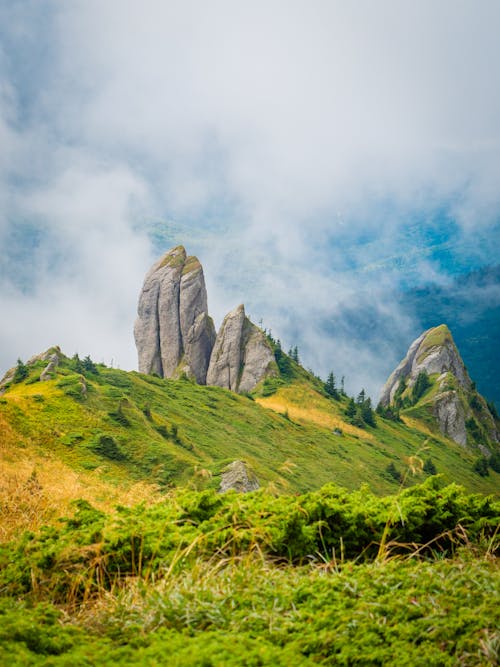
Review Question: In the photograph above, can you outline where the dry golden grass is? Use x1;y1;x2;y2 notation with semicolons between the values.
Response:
256;384;373;440
0;451;161;543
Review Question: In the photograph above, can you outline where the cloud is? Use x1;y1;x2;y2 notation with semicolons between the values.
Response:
1;1;499;397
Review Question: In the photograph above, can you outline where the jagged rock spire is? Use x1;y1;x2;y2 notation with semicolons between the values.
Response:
135;246;277;392
206;304;276;393
134;246;215;383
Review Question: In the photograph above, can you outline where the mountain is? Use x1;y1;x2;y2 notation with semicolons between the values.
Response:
1;340;499;504
379;324;499;450
400;265;500;409
2;256;500;666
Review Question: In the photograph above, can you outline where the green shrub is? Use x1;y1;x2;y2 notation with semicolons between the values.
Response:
488;452;500;473
91;435;126;461
385;462;402;483
411;370;431;403
423;458;437;475
108;403;131;427
473;456;489;477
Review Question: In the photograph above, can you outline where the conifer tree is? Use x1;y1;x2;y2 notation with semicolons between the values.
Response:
71;353;84;374
345;398;357;419
361;397;376;427
13;358;29;383
324;372;340;400
82;355;98;374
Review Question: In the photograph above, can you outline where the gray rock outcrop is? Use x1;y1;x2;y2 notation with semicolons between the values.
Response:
134;246;216;383
379;324;498;447
0;347;62;392
219;460;260;493
432;390;467;446
206;304;276;393
40;353;60;381
379;325;471;407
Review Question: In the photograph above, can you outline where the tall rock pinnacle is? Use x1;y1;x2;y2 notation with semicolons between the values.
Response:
206;304;276;393
134;246;215;383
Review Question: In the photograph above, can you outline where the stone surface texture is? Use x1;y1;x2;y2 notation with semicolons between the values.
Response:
219;460;260;493
432;390;467;446
206;304;275;393
134;246;215;383
40;353;60;381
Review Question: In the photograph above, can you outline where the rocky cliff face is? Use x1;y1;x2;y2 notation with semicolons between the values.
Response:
380;324;498;447
134;246;215;383
206;304;276;393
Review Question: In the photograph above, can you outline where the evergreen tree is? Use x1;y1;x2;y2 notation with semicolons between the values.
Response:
71;353;84;374
351;412;366;428
393;378;406;408
292;346;299;364
386;462;402;483
13;358;29;383
473;456;489;477
411;371;431;403
360;397;376;427
340;376;345;395
324;372;339;400
487;400;499;420
82;355;98;374
356;389;366;405
489;453;500;473
376;404;400;422
345;398;357;419
274;341;292;378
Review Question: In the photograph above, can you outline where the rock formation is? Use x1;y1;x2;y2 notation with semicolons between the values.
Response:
135;247;276;393
134;246;216;383
380;324;498;447
206;304;276;393
219;460;260;493
379;325;471;406
40;353;60;381
0;347;62;392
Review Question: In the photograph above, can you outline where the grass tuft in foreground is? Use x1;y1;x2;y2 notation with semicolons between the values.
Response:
0;478;498;665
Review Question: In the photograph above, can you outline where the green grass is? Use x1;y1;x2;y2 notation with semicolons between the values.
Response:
417;324;453;363
1;354;499;496
1;554;498;666
0;479;498;665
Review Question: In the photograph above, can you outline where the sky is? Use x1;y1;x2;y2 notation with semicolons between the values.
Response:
0;1;499;399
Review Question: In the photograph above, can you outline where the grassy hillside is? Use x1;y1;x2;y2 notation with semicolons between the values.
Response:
1;351;499;664
1;349;499;520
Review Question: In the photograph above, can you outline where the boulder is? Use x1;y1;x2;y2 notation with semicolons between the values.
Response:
219;460;260;493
